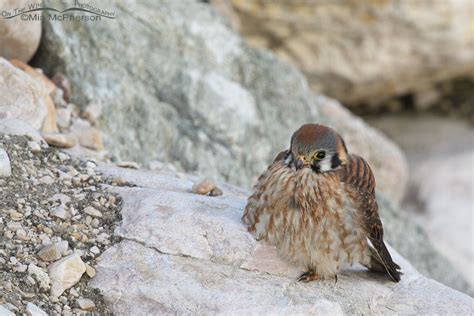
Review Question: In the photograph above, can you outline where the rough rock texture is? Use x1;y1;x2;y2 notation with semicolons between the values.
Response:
89;165;474;314
0;58;49;130
33;0;406;203
229;0;474;107
0;0;42;62
92;163;473;297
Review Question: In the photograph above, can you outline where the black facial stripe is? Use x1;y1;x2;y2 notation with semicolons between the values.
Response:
311;163;321;173
331;153;342;168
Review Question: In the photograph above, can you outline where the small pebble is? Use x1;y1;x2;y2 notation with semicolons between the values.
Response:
209;187;223;197
116;161;140;169
76;298;95;311
192;178;216;195
41;133;76;148
83;206;102;218
28;141;42;154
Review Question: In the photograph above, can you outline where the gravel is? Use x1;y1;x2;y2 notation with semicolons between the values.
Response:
0;134;123;315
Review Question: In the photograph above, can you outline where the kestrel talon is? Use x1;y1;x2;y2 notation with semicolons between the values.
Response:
243;123;401;282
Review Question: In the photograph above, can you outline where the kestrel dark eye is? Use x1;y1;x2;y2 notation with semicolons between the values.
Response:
316;151;326;159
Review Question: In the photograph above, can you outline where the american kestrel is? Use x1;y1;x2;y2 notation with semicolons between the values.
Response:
243;124;401;282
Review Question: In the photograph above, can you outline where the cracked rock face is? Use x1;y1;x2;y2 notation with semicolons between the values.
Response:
33;0;407;204
89;165;474;314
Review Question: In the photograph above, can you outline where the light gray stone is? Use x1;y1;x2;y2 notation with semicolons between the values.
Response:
90;166;474;314
83;206;102;218
0;119;44;142
25;302;47;316
0;148;11;177
0;305;14;316
27;264;50;292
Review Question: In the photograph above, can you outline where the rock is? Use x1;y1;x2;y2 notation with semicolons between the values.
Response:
0;119;44;142
27;141;41;154
85;265;96;278
38;243;62;262
70;118;104;151
40;96;59;133
55;108;72;129
56;240;69;256
76;298;95;311
51;204;69;220
0;0;42;62
0;58;50;130
25;302;47;316
9;60;56;95
48;193;71;205
90;246;100;255
192;178;216;195
83;206;102;218
116;161;140;169
41;133;76;148
411;150;474;287
80;102;102;124
39;176;54;185
77;128;104;151
0;148;12;177
27;264;51;292
97;164;473;296
48;253;86;297
229;0;474;107
0;305;14;316
34;0;407;201
209;187;223;197
7;59;57;131
89;167;474;314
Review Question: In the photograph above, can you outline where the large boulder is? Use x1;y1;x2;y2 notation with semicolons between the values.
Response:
33;0;406;202
228;0;474;108
94;163;473;296
0;0;42;62
89;164;474;314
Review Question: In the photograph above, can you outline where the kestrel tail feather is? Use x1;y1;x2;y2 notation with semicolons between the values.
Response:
368;239;402;282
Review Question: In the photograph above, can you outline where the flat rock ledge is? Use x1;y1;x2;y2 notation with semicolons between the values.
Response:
90;165;474;315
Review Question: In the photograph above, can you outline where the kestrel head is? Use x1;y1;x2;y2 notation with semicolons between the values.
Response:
289;124;348;172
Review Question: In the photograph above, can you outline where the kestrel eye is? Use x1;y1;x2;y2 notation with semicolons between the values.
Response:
316;151;326;159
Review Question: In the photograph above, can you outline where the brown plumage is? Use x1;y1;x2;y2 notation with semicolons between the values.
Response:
243;123;401;282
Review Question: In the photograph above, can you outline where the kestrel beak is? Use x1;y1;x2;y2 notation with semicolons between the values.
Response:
296;155;310;170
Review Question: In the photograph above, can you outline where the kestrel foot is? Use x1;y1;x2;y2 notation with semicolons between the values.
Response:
334;274;338;284
298;271;320;283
